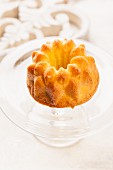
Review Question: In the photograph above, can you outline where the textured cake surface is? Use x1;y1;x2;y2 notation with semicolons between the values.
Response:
27;39;99;108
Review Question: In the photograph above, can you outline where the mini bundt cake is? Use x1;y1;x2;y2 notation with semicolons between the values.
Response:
27;39;99;108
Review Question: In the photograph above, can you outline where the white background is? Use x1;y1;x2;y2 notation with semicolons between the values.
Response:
0;0;113;169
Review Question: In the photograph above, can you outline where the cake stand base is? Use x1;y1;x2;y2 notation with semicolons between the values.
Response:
34;135;82;148
32;107;89;147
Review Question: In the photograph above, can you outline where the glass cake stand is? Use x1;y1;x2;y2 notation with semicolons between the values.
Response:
0;37;113;147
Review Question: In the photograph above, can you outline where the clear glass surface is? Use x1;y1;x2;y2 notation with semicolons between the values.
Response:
0;37;113;147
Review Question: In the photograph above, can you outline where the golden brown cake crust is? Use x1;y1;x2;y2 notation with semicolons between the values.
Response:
27;39;99;108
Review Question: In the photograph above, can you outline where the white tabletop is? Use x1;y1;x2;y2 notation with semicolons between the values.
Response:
0;0;113;170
